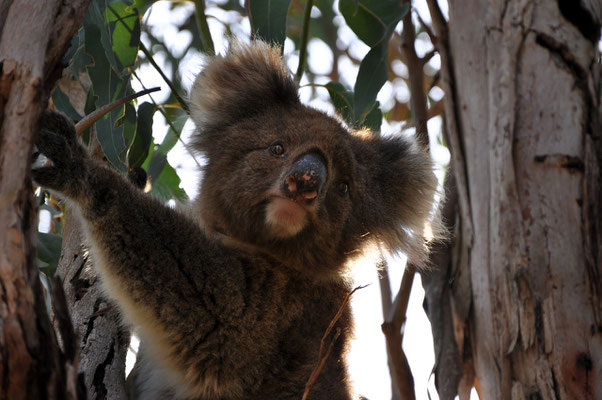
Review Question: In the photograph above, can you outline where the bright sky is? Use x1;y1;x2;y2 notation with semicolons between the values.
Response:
129;1;479;399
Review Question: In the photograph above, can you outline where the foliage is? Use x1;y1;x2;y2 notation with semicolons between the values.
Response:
38;0;443;282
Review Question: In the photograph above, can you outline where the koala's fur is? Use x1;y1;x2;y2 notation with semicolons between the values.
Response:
34;41;440;399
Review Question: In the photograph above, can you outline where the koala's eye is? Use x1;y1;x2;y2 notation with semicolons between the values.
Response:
337;182;349;196
269;143;285;156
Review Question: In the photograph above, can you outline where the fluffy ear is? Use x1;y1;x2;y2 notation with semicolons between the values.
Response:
351;134;442;268
189;40;299;146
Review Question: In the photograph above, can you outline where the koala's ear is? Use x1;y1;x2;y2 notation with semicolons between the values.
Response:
189;40;299;145
352;134;442;268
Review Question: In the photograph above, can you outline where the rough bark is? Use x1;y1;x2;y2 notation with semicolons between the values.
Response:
57;209;129;400
439;0;602;398
0;1;91;399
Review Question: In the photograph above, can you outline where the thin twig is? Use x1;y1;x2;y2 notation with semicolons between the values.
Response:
377;252;401;400
106;4;190;114
420;49;437;66
389;266;415;328
414;11;436;47
400;1;429;149
74;87;160;135
138;41;190;114
302;285;367;400
296;0;315;82
382;265;417;400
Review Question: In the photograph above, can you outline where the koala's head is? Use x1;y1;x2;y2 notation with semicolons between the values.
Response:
189;41;440;278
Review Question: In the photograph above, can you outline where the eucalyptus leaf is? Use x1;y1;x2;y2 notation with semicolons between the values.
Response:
145;108;187;183
362;101;383;132
249;0;293;47
120;103;138;162
157;108;187;155
130;0;157;15
87;1;140;77
105;1;140;70
65;28;90;79
325;82;354;125
52;86;83;122
339;0;409;47
353;42;388;121
128;102;155;168
85;9;131;171
150;161;188;202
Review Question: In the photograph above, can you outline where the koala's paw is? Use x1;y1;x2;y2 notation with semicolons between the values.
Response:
32;111;90;199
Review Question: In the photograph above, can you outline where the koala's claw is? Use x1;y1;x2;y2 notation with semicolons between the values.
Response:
35;129;75;168
32;111;89;197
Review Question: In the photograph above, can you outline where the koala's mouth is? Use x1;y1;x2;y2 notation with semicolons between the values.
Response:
264;196;309;238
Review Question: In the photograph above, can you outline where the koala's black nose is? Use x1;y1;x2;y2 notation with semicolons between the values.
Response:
282;152;327;202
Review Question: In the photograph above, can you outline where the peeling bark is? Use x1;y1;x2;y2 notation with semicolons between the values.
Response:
440;0;602;398
0;1;91;399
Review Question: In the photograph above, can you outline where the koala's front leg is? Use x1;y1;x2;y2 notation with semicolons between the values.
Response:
32;111;92;200
33;111;284;397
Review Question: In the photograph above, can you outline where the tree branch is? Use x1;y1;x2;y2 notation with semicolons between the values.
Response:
381;266;416;400
302;285;367;400
75;87;160;135
401;2;429;149
377;254;400;400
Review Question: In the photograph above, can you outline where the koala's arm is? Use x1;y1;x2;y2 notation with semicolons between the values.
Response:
33;111;290;396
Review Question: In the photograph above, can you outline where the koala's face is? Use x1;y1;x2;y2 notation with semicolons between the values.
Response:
189;41;439;276
199;104;359;245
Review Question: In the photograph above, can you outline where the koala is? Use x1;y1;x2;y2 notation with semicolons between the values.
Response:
33;41;439;399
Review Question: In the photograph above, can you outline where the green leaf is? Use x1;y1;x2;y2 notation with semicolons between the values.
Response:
85;8;131;172
353;42;388;121
130;0;156;15
86;1;140;77
249;0;293;47
120;102;138;162
157;108;187;154
52;86;83;122
141;132;188;202
37;232;63;277
127;102;155;168
325;82;354;125
65;28;90;79
105;2;140;70
338;1;408;124
326;82;383;130
362;101;383;132
339;0;409;47
145;108;187;183
150;161;188;202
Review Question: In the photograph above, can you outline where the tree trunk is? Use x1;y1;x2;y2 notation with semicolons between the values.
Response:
439;0;601;398
0;1;90;398
57;208;130;400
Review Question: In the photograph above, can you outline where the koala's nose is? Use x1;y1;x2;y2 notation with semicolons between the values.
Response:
282;152;327;202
